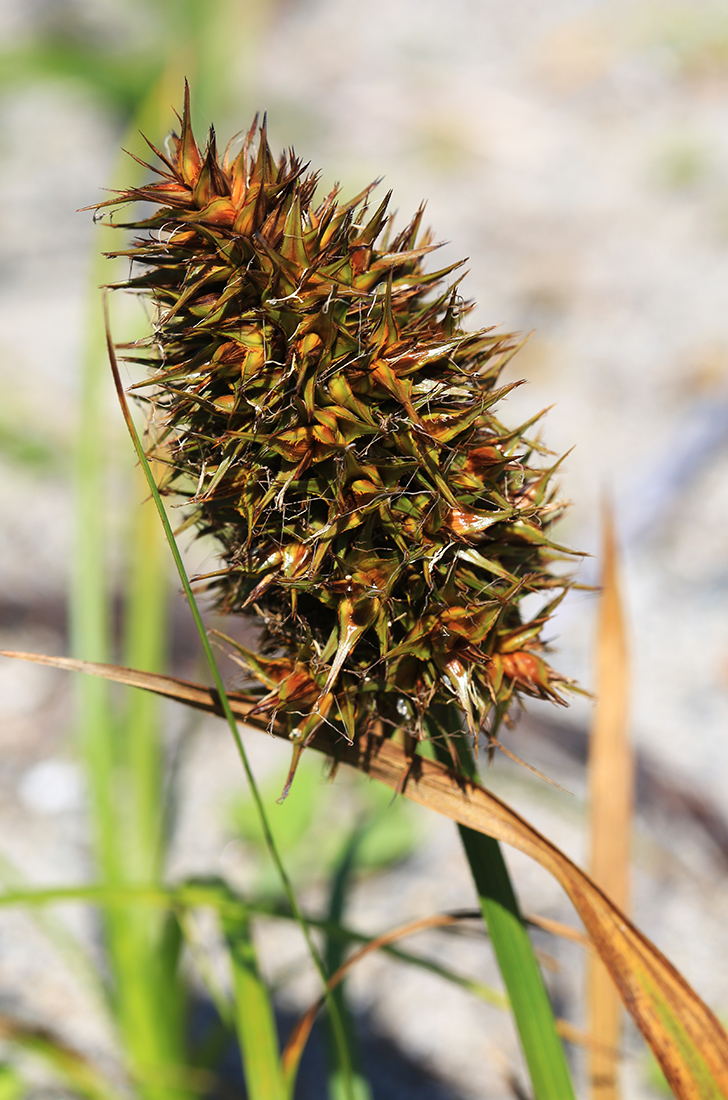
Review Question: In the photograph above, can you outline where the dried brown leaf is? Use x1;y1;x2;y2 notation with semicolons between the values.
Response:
588;502;633;1100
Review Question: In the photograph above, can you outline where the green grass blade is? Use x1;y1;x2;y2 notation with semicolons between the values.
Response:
71;255;118;882
220;895;286;1100
323;831;372;1100
177;907;235;1033
73;76;200;1100
70;110;155;1096
0;852;110;1013
117;469;194;1100
122;473;168;881
0;880;504;1009
430;714;576;1100
459;827;576;1098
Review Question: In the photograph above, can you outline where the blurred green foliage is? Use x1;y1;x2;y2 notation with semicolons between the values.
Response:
0;0;276;139
0;1065;22;1100
230;754;421;893
0;0;205;117
0;417;60;470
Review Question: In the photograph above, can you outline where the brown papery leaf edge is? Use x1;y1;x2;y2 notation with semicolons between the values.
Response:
2;649;727;1100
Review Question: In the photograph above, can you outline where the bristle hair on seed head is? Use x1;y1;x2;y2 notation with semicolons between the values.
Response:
97;88;578;779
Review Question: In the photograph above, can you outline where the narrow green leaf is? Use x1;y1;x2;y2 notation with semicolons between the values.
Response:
74;73;202;1100
431;712;576;1100
323;831;372;1100
220;896;286;1100
122;473;168;883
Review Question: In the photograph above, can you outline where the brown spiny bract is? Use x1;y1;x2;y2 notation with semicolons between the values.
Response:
99;86;576;771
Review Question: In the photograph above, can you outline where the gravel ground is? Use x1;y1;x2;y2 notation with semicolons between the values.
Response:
2;1;728;1097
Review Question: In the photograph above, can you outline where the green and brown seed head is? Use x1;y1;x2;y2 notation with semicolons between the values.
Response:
99;85;576;758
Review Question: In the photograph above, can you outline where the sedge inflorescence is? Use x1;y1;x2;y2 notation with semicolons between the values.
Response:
99;86;575;767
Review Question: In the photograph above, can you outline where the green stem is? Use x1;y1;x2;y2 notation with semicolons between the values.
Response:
430;710;576;1100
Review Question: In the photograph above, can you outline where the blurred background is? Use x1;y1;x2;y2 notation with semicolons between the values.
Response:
2;0;728;1097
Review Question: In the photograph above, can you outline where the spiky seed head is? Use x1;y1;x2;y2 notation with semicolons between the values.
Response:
98;85;577;772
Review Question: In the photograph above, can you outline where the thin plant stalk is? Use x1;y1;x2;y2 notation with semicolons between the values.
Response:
105;303;356;1100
